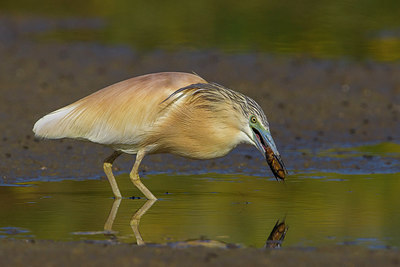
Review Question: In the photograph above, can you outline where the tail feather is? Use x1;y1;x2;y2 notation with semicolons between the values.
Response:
33;105;79;139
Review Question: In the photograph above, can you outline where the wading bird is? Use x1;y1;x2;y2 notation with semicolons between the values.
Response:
33;72;287;200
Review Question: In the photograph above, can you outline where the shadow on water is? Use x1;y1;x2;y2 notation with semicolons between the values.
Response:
0;167;399;249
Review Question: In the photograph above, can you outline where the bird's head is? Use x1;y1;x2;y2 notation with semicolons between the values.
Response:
162;82;287;179
238;98;287;180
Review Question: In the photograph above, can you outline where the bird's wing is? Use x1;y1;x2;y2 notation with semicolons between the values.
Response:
33;72;206;145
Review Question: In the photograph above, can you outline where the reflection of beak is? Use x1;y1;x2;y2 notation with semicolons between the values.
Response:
265;219;288;248
252;126;287;180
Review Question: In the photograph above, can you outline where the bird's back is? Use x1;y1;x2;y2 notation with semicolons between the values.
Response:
33;72;207;146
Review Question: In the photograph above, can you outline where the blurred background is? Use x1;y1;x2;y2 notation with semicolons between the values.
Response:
1;0;400;61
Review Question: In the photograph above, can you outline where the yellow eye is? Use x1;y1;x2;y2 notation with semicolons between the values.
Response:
250;116;257;124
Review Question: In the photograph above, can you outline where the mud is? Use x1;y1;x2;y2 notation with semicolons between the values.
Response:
1;240;399;267
1;15;399;183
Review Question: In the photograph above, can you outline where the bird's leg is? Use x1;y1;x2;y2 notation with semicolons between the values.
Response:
129;150;157;200
103;151;123;198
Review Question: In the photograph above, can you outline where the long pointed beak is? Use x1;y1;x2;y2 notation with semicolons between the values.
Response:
252;127;287;180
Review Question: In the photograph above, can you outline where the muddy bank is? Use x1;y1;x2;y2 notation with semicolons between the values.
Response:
0;240;398;267
0;15;399;182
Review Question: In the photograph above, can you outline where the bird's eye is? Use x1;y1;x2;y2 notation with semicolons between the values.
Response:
250;116;257;124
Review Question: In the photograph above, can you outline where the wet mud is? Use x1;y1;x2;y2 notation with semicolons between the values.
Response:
1;15;400;265
1;15;399;183
1;240;400;267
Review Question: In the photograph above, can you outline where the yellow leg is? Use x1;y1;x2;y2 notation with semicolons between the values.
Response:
129;150;157;200
103;151;123;198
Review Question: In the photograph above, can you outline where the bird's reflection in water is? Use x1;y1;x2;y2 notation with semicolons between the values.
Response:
265;219;289;248
104;199;156;246
103;199;121;243
104;199;288;248
129;199;157;245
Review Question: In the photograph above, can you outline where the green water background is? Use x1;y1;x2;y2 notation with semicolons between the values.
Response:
1;0;400;61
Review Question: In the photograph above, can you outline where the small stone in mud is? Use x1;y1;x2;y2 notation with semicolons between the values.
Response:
22;145;29;150
363;155;374;160
244;155;252;159
204;252;218;262
349;128;356;134
5;153;11;158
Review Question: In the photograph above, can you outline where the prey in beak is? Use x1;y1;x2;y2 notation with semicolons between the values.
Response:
251;123;287;180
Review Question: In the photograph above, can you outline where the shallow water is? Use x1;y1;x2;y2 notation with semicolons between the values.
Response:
1;143;399;248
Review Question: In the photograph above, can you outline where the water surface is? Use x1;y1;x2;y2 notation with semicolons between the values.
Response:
1;165;399;248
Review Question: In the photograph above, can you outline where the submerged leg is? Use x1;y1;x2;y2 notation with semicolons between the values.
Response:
103;151;123;198
129;150;157;200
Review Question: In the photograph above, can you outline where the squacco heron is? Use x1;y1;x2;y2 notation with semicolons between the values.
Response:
33;72;287;200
